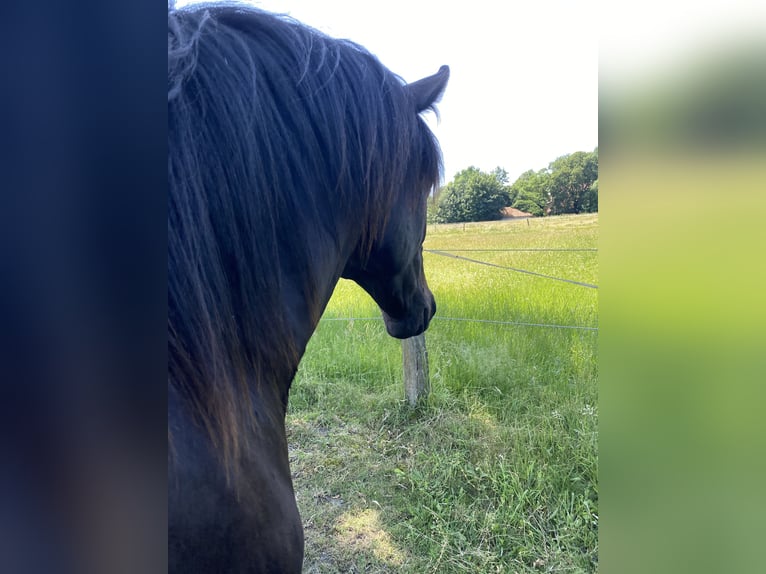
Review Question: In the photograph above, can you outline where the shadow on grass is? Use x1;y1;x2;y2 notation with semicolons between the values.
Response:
288;371;597;572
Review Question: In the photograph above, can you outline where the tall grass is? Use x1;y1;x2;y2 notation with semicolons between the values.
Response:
287;213;598;573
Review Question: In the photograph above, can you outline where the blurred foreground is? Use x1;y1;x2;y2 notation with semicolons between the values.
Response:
601;18;766;574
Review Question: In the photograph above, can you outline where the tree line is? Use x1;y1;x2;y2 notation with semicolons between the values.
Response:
429;147;598;223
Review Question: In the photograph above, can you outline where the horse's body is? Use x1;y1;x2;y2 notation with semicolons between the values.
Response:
168;4;448;572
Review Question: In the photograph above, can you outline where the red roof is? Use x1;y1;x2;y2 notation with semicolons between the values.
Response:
501;207;533;218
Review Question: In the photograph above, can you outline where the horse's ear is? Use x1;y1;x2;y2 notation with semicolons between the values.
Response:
407;65;450;113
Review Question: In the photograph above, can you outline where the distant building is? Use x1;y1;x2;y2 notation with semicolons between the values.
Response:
501;207;533;219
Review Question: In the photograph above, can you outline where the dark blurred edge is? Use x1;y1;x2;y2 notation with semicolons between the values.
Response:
600;35;766;574
0;1;166;573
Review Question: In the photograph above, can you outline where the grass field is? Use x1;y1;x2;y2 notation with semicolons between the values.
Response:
287;213;598;573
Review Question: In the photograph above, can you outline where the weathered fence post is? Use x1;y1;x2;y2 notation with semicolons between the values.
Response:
402;333;430;405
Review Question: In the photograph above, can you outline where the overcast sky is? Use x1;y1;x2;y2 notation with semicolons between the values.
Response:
175;0;599;183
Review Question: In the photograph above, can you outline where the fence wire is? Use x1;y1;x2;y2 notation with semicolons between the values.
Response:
422;248;597;252
320;316;598;332
322;245;598;332
424;249;599;289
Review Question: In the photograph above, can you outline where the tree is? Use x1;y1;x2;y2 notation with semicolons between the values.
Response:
491;166;510;185
433;167;510;223
546;149;598;215
509;169;550;216
583;179;598;212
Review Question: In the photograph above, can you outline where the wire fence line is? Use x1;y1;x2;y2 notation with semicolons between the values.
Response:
422;248;597;252
423;249;599;289
322;245;598;333
320;316;598;332
433;317;598;331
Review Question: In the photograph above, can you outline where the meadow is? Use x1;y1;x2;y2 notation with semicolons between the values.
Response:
287;213;598;573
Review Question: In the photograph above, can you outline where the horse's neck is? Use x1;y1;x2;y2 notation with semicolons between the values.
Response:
275;230;352;361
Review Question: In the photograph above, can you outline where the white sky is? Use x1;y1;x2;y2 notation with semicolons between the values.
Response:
176;0;599;184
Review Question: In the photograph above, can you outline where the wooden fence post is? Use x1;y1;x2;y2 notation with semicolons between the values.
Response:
402;333;430;405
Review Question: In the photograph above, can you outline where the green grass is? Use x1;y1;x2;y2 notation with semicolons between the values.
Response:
287;213;598;573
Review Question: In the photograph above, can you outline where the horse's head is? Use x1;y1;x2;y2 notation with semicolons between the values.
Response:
342;66;449;339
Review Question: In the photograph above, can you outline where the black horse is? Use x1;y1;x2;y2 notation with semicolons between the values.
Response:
168;4;448;572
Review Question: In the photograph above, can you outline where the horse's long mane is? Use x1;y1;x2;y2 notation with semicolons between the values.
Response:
168;3;442;474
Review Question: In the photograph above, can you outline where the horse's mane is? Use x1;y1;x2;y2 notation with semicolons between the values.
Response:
168;3;442;475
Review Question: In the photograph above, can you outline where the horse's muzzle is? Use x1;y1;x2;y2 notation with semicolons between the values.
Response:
381;292;436;339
